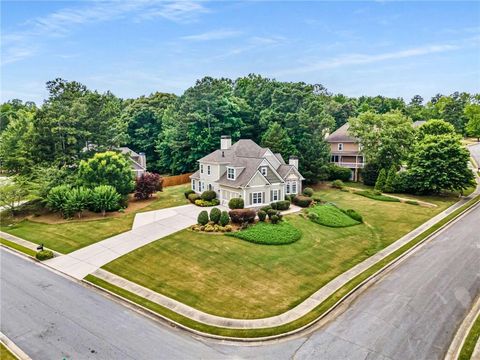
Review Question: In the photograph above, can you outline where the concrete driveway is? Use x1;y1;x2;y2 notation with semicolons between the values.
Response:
45;204;226;279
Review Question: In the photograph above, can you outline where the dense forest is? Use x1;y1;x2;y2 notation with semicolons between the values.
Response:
1;75;479;186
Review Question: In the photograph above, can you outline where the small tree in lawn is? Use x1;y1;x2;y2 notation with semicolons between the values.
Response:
65;187;92;219
0;181;30;215
219;211;229;226
383;165;397;193
134;172;163;200
91;185;121;216
78;151;134;195
375;168;387;192
46;185;71;217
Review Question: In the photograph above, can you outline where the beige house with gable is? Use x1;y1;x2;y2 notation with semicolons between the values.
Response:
190;136;304;207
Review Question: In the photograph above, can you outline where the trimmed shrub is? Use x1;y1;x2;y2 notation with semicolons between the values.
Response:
219;211;230;226
342;208;363;223
307;204;360;227
194;199;220;207
228;209;256;224
267;209;278;219
197;210;209;225
184;189;195;199
383;165;397;193
46;185;71;216
375;168;387;191
270;214;280;224
327;164;352;182
134;172;163;200
331;180;344;189
293;195;313;208
257;210;267;222
308;212;319;221
285;194;295;202
64;187;92;219
36;250;54;261
90;185;122;216
312;196;322;203
270;202;278;210
355;190;401;202
209;207;221;224
260;205;272;212
201;190;217;201
393;171;412;193
274;200;290;211
228;197;244;210
302;187;314;197
188;193;200;203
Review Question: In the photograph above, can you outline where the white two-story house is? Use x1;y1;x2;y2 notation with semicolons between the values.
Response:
189;136;304;207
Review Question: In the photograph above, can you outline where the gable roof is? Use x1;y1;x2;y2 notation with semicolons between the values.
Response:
326;123;358;143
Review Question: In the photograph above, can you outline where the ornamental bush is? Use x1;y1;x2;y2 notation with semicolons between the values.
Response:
331;180;344;189
36;250;54;261
362;162;381;186
228;197;244;209
260;205;272;212
209;207;221;224
197;210;209;225
46;185;71;216
228;209;256;224
274;200;291;211
342;208;363;223
188;193;200;203
134;172;163;200
194;199;220;207
64;187;92;219
90;185;121;216
270;214;280;224
383;165;397;193
327;164;353;182
285;194;295;202
375;168;387;191
219;211;230;226
184;190;195;199
257;210;267;222
201;190;217;201
302;187;314;197
293;195;314;208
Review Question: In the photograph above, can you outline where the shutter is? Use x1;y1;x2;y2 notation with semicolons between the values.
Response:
262;192;265;204
270;190;273;202
249;193;252;205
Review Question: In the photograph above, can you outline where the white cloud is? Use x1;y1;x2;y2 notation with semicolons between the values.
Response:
1;1;209;65
181;29;242;41
274;43;459;77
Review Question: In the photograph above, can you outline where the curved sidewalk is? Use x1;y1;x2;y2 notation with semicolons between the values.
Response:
89;187;480;330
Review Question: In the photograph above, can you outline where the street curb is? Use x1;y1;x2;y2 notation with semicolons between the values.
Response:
0;332;32;360
444;294;480;360
82;198;480;343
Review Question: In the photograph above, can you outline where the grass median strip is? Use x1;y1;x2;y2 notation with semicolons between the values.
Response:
458;313;480;360
86;194;480;339
0;237;36;257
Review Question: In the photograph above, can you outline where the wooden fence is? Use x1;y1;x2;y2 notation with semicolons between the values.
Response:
162;173;193;187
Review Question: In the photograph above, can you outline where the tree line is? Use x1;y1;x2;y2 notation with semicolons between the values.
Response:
1;75;479;187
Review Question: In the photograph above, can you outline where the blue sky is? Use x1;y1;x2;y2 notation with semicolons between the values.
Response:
2;1;479;104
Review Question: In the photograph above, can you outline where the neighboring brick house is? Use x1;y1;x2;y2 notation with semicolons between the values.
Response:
189;136;304;207
325;123;364;181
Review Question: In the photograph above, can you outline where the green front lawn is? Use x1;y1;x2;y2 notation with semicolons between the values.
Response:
228;221;301;245
102;188;455;319
0;184;190;254
0;344;16;360
459;314;480;360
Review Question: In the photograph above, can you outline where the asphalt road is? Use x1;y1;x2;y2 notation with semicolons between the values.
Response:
1;204;479;360
470;143;480;169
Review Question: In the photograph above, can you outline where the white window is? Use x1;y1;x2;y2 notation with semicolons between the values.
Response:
260;167;267;176
192;180;196;191
286;183;290;194
207;165;211;175
227;167;235;180
271;189;279;201
200;164;204;174
286;181;297;194
252;192;263;205
338;143;344;151
292;182;297;194
331;155;339;163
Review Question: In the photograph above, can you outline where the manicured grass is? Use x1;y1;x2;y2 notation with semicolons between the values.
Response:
227;221;301;245
0;184;189;254
405;200;419;205
0;344;16;360
459;313;480;360
102;187;455;319
307;204;360;227
90;195;480;338
0;237;36;257
354;190;401;202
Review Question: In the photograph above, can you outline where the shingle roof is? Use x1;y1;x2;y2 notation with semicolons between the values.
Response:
198;139;267;163
274;153;286;164
326;123;358;143
216;158;264;188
